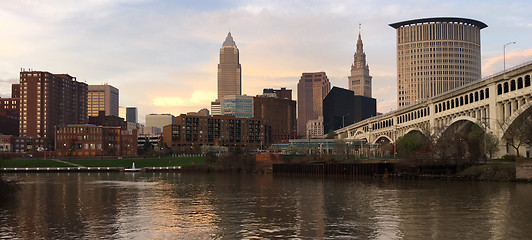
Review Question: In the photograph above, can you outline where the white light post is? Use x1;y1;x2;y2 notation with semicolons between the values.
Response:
504;41;516;73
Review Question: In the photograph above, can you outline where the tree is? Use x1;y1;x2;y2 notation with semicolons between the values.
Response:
325;130;336;139
396;132;428;159
484;131;500;160
504;114;532;157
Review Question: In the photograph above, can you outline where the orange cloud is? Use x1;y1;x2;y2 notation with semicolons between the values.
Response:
483;48;532;76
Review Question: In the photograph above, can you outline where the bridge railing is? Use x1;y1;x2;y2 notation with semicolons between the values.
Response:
431;59;532;99
482;58;532;80
336;59;532;134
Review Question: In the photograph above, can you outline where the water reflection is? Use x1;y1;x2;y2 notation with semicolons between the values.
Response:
1;173;532;239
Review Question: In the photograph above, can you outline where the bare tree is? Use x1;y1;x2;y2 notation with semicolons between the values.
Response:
503;114;532;157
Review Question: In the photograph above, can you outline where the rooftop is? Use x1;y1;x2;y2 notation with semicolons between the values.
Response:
389;17;487;29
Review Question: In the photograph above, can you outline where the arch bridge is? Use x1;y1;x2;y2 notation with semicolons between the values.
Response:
336;60;532;158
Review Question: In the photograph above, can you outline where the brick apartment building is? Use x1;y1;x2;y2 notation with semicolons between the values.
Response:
55;125;137;157
0;84;20;136
254;91;296;144
163;114;269;154
19;71;88;151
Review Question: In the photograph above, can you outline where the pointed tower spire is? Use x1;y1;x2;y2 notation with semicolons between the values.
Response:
348;23;372;98
358;23;361;39
222;32;237;47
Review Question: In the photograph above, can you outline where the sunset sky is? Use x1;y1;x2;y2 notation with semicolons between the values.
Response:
1;0;531;124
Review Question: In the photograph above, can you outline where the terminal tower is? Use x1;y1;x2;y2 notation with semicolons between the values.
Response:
348;31;372;98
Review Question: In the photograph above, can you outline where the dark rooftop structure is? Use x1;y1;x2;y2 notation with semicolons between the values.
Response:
389;17;487;29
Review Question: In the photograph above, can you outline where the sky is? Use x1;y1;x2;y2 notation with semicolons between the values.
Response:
1;0;532;124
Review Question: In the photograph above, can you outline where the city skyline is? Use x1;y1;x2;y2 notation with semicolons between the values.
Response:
1;0;532;123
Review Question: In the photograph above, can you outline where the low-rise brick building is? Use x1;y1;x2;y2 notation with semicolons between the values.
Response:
55;125;137;157
163;114;269;154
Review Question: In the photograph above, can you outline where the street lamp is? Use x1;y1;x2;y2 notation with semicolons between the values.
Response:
342;114;350;128
504;41;516;73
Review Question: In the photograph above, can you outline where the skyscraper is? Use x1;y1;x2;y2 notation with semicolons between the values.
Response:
390;17;487;108
348;32;372;97
126;107;138;124
322;87;376;134
297;72;331;136
19;70;87;150
217;32;242;100
88;84;119;117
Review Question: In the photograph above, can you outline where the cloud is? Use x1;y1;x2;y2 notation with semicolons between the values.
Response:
152;90;216;107
2;0;532;121
482;48;532;76
152;97;186;107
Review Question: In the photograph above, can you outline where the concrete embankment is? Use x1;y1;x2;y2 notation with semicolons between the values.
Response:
1;167;123;172
271;161;520;181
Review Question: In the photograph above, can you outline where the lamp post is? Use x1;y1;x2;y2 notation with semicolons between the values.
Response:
504;41;516;73
342;114;350;128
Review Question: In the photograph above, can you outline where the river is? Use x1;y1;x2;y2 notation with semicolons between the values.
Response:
1;172;531;239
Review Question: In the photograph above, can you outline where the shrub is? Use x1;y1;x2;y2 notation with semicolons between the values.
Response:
502;155;516;162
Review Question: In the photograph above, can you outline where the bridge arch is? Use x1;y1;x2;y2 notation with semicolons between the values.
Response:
404;127;424;137
437;118;486;162
501;101;532;136
374;135;392;144
443;116;479;131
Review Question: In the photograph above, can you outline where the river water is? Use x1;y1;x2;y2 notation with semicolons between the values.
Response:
1;172;531;239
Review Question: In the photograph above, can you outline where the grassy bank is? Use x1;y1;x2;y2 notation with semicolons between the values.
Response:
0;159;72;168
66;156;204;168
456;161;516;181
0;156;204;169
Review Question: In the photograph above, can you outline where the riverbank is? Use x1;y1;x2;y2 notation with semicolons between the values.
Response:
455;162;516;181
0;156;204;169
0;155;526;182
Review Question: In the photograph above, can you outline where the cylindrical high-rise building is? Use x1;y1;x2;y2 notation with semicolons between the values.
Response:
390;17;487;108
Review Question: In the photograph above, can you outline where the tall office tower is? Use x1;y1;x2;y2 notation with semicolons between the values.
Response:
19;71;88;149
88;84;119;117
146;113;175;131
126;107;138;124
348;32;372;97
390;17;487;108
297;72;331;136
217;32;242;100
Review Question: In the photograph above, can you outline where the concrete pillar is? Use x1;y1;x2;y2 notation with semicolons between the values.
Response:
497;103;504;122
512;99;519;114
506;101;512;120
